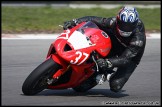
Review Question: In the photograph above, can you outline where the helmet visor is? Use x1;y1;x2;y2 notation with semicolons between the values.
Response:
117;19;137;32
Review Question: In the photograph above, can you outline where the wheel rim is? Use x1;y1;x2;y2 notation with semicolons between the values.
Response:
31;68;54;93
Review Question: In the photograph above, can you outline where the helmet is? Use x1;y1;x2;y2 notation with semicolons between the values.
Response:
116;7;139;37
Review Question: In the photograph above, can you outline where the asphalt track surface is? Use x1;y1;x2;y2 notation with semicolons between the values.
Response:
1;39;161;106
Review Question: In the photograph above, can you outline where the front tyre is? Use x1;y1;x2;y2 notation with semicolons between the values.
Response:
22;58;61;95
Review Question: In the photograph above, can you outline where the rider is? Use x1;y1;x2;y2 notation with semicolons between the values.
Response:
63;6;146;92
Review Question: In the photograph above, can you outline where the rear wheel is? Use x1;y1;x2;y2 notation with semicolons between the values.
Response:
22;58;61;95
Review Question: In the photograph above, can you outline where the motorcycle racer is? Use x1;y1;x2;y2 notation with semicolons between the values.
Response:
63;6;146;92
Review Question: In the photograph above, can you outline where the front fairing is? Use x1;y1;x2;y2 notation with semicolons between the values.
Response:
54;21;112;65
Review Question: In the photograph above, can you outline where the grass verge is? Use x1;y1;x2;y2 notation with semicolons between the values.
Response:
2;6;160;33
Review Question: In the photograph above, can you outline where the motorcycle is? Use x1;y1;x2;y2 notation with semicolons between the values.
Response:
22;21;112;95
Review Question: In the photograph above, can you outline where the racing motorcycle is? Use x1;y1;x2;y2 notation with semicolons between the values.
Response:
22;21;112;95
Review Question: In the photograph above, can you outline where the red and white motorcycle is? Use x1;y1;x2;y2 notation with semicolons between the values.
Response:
22;21;112;95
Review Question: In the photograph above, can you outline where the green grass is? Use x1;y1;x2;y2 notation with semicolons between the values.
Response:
2;6;161;33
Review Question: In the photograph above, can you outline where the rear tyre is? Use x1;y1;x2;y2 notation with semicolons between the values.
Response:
22;58;61;95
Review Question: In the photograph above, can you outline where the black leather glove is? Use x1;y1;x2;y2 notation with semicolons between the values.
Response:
63;20;76;30
96;58;113;73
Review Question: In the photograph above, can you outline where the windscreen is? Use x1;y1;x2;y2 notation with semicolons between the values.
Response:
67;21;97;50
78;21;99;31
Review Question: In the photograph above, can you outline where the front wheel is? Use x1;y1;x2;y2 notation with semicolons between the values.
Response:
22;58;61;95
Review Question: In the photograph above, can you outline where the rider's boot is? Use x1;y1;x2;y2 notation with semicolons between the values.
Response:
96;74;106;85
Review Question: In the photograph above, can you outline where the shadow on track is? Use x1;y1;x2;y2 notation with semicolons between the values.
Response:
32;88;129;98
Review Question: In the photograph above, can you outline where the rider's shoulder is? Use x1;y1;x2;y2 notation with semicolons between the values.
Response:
134;19;145;34
137;19;144;26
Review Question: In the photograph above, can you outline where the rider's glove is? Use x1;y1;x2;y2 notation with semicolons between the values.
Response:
63;19;78;30
96;58;113;73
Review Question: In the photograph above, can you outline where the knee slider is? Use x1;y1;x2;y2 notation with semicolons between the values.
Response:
110;80;122;92
109;78;127;92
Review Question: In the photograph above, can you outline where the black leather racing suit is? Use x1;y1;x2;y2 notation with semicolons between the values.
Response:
73;16;146;92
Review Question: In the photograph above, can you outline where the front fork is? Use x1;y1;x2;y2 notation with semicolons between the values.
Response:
46;54;69;85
